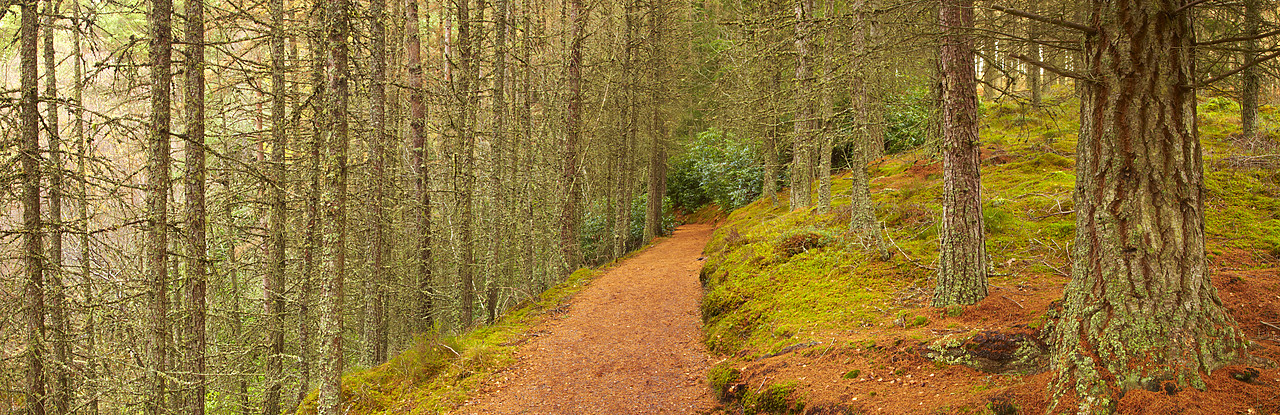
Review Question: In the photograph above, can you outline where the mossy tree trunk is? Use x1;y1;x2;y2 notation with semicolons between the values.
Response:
1049;1;1246;412
789;0;815;211
849;0;890;260
184;0;208;412
933;0;988;307
1241;0;1262;140
318;0;351;412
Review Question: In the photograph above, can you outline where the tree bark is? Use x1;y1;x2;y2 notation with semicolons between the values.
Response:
1049;1;1246;411
146;0;174;411
318;0;351;412
933;0;988;307
41;0;70;411
456;0;478;329
1025;13;1042;107
562;0;585;272
362;0;390;367
615;0;639;258
849;0;890;260
1242;0;1262;140
262;0;287;410
295;0;327;407
20;0;47;413
644;0;668;243
184;0;208;413
790;0;815;211
406;0;434;334
71;0;97;412
489;0;511;324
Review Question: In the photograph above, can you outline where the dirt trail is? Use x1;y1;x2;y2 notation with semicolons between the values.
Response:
458;225;718;414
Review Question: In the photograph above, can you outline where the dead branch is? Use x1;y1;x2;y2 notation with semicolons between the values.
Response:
1193;50;1280;88
990;5;1096;35
1009;53;1089;81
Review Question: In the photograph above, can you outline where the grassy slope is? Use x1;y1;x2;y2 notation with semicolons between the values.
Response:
295;264;613;415
700;93;1280;414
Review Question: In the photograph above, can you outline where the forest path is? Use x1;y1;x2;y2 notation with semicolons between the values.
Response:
456;224;718;414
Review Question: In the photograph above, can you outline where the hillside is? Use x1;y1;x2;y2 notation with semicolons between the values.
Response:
698;97;1280;414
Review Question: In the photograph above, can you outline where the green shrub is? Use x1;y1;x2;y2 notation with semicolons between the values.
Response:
668;128;763;212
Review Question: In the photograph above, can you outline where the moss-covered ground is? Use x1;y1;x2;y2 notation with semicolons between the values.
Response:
294;264;612;415
701;92;1280;414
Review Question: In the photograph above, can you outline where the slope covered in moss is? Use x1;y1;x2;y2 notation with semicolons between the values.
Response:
699;95;1280;414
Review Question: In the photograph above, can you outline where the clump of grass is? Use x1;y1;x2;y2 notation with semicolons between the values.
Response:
295;269;601;415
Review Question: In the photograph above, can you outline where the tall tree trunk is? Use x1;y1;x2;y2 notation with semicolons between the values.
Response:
644;0;668;243
615;0;639;258
295;0;327;407
406;0;434;334
71;0;97;412
1242;0;1262;140
41;1;70;412
932;0;987;307
789;0;815;211
815;2;834;215
849;0;890;260
262;0;287;410
520;0;539;292
1049;1;1246;411
20;0;47;413
362;0;390;367
456;0;478;329
146;0;174;411
184;0;208;413
318;0;351;412
562;0;585;273
1025;16;1041;107
488;0;511;324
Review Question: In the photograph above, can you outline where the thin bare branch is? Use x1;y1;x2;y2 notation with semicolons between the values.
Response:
1009;53;1090;81
990;5;1096;35
1193;50;1280;88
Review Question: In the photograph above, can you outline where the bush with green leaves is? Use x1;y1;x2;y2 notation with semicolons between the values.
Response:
883;86;933;154
669;128;763;212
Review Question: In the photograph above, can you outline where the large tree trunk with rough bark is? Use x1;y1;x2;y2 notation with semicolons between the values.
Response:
1048;1;1246;412
932;0;988;307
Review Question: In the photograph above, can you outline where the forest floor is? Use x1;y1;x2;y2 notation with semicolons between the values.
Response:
696;97;1280;414
455;224;720;414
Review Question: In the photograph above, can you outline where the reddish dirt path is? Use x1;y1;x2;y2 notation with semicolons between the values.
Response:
458;225;718;414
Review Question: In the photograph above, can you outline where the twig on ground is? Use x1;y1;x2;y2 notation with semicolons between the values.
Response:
1040;260;1070;278
1002;295;1025;309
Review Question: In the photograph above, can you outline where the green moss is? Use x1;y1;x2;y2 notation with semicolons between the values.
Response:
843;369;861;379
743;381;805;414
709;361;743;400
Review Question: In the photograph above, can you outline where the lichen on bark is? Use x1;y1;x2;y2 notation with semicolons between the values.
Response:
1048;0;1247;412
